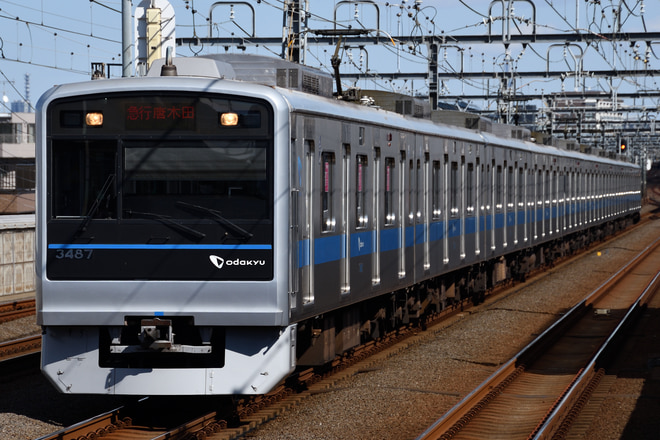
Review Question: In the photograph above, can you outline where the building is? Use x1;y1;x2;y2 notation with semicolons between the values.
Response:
0;112;35;214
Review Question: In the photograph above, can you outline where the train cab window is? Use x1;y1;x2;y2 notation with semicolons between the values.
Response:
321;152;335;232
432;160;441;220
52;140;117;219
385;157;396;226
356;155;368;229
450;161;458;217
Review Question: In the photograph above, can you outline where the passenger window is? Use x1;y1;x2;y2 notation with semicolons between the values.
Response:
496;165;503;210
518;168;524;209
508;166;514;210
321;152;335;232
385;157;396;226
356;155;368;229
432;160;441;220
466;162;474;215
450;161;458;217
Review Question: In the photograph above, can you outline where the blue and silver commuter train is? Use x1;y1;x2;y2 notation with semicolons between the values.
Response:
35;54;641;395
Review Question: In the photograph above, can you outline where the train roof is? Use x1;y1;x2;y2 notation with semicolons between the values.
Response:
276;86;637;170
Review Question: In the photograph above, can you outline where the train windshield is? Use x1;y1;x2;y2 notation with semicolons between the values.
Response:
48;93;273;226
52;139;269;221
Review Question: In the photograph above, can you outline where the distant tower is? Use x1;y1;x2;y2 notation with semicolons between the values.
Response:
9;74;32;113
24;73;31;111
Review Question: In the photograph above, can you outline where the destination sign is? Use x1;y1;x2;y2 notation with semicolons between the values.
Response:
125;103;196;130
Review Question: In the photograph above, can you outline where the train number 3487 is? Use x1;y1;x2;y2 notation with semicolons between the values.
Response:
55;249;94;260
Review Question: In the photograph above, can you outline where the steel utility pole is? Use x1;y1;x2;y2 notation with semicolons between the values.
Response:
123;0;134;77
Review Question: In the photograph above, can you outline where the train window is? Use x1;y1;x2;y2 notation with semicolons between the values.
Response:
466;163;474;215
122;140;269;220
416;158;424;223
385;157;395;226
321;152;335;232
537;169;543;208
356;155;368;229
507;166;514;210
450;161;458;217
517;167;524;209
409;159;415;224
52;140;117;218
496;165;503;210
359;127;365;145
432;160;441;219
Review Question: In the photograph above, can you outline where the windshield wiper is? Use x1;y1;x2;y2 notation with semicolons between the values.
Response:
175;201;253;241
76;174;116;236
125;210;206;241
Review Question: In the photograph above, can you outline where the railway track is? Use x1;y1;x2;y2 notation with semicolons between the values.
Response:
0;298;35;323
417;236;660;440
0;334;40;361
35;397;234;440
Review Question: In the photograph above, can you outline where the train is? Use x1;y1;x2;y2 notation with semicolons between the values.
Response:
35;53;641;395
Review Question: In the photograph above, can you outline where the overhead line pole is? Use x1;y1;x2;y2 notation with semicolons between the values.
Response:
122;0;134;77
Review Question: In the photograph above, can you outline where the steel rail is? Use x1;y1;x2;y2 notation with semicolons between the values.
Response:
416;236;660;440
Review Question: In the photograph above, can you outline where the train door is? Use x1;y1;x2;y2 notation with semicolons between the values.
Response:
431;155;442;271
399;151;407;279
510;161;520;249
551;169;557;235
478;147;488;258
423;152;430;271
414;135;430;281
448;153;460;267
460;155;466;261
444;152;450;263
486;160;494;254
570;168;576;229
302;140;315;306
465;156;477;261
592;170;597;223
372;147;381;286
533;166;539;241
473;155;481;259
505;161;512;249
341;143;350;294
382;155;398;286
353;150;372;295
494;159;503;252
559;167;567;233
521;163;528;245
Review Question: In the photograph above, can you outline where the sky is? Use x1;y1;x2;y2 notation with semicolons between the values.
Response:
0;0;658;115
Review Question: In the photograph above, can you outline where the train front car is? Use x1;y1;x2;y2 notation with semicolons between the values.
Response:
35;74;295;395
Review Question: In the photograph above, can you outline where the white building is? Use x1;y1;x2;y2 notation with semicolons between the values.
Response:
0;112;35;213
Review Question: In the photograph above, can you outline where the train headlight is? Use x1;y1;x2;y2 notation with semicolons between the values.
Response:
220;112;239;126
85;112;104;126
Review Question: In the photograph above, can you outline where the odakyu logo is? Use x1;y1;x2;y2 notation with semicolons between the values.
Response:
209;255;266;269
